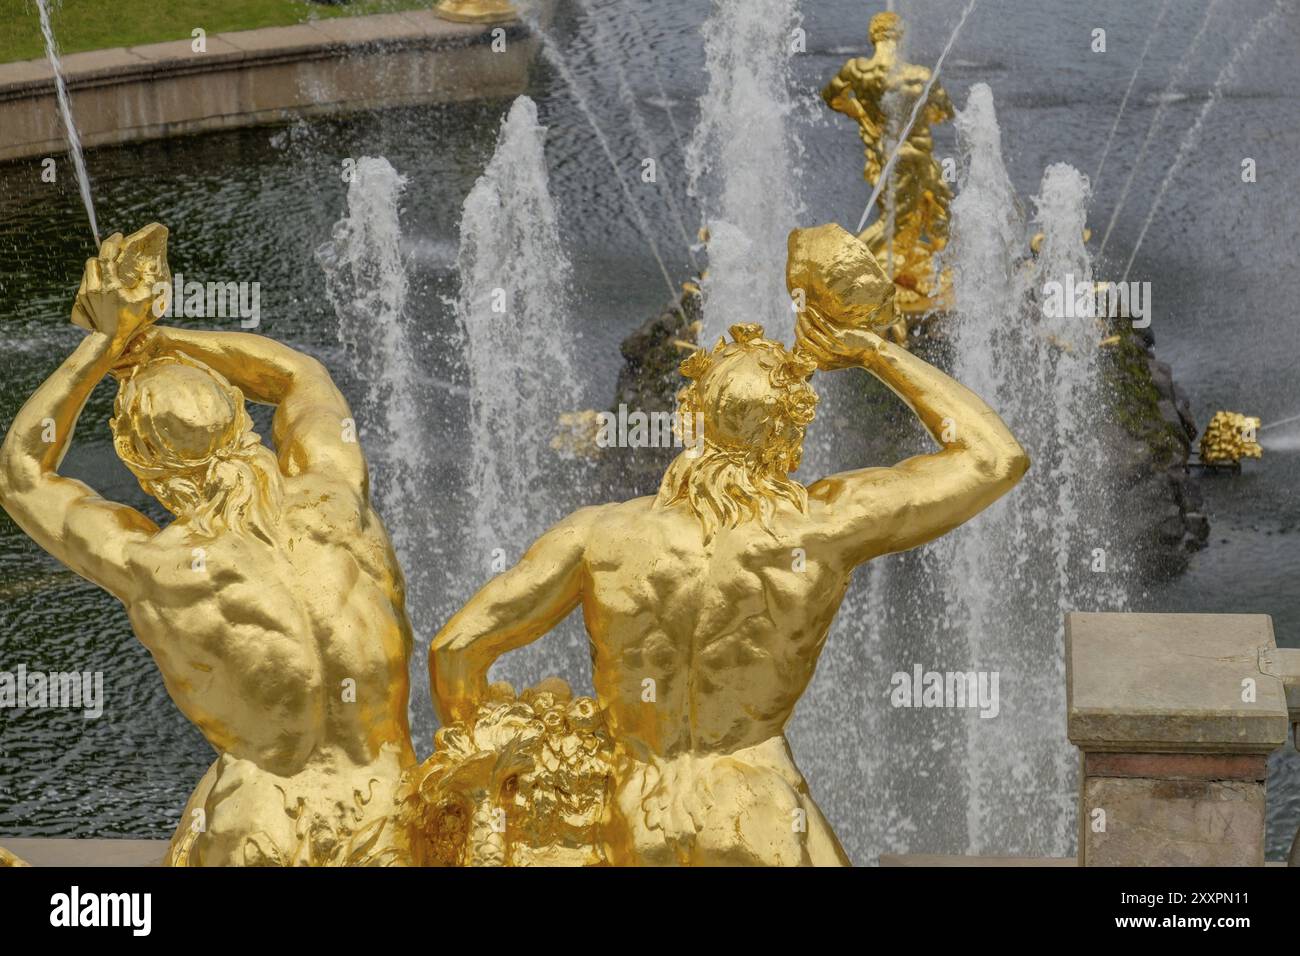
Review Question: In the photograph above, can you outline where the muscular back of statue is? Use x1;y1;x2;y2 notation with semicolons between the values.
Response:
423;224;1028;866
0;225;417;866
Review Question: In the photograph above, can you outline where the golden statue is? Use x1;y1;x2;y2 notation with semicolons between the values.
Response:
1200;411;1263;466
430;223;1028;865
0;225;417;866
0;845;29;867
823;11;955;327
433;0;519;24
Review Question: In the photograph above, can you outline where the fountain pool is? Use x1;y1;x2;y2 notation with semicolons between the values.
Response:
0;0;1296;862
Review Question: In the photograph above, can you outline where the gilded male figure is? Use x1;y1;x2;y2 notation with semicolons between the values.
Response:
431;225;1028;865
0;225;416;865
823;11;955;313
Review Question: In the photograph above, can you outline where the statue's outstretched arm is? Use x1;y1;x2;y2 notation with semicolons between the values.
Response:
800;314;1028;567
430;508;594;725
142;327;368;494
0;330;157;601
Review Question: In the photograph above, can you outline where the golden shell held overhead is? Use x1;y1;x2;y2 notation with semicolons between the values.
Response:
786;223;897;333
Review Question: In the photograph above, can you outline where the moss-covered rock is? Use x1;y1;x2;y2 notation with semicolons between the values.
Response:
1097;318;1207;578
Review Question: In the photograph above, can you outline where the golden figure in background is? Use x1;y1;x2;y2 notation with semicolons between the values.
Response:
0;225;417;866
434;0;519;24
431;223;1028;865
1200;411;1263;466
823;11;955;327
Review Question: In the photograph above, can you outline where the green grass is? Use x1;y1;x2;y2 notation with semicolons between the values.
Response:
1;0;433;64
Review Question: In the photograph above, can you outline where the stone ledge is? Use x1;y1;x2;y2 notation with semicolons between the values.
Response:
1;838;167;867
0;6;550;162
0;13;522;101
1066;612;1289;754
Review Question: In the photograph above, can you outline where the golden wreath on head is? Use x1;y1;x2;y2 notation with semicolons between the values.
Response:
674;323;820;457
679;323;816;399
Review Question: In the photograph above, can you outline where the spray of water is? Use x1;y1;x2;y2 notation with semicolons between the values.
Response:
936;84;1033;849
34;0;100;246
1097;0;1222;261
1261;412;1300;432
855;0;980;234
1093;0;1173;186
577;0;700;270
455;96;590;691
624;4;693;176
687;0;806;348
516;6;682;309
317;157;423;534
1121;0;1285;282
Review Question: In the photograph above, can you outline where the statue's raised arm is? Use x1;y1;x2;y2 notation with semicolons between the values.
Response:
0;226;165;601
1;223;417;867
417;221;1027;868
790;224;1029;569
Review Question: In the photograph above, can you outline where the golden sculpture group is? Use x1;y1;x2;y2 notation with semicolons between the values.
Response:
0;8;1035;866
823;11;955;333
0;215;1026;866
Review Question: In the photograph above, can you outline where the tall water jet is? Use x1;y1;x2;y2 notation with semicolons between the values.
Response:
813;88;1129;864
455;95;588;689
316;157;440;675
833;84;1033;864
34;0;100;245
687;0;805;347
938;135;1126;856
317;155;423;546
